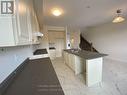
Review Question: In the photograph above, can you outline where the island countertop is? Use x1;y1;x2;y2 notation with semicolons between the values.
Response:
64;49;107;60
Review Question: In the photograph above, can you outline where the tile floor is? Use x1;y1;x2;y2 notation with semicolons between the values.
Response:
51;57;127;95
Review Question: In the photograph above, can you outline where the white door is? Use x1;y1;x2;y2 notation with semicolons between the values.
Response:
55;38;64;57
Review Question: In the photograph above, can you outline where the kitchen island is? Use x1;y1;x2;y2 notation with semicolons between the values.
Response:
63;49;107;87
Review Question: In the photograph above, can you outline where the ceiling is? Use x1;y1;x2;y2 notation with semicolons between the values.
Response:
34;0;127;29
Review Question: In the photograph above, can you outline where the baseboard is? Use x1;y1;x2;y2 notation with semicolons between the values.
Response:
0;58;29;95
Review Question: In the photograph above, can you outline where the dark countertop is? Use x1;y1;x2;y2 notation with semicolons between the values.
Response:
33;49;48;55
64;49;107;60
3;58;64;95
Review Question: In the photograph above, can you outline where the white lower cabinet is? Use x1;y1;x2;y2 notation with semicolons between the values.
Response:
63;51;103;87
0;0;40;47
49;49;56;60
86;58;103;86
63;51;69;66
74;56;84;75
63;51;84;75
64;52;73;70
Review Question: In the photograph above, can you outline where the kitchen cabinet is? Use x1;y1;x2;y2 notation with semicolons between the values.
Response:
0;15;16;46
49;49;56;60
16;0;31;45
63;51;84;75
28;3;40;44
0;0;40;47
63;51;69;65
86;58;103;86
63;49;106;87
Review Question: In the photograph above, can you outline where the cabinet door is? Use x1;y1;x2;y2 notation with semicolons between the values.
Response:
0;16;15;46
16;0;30;45
75;56;84;75
33;12;39;43
86;58;103;86
29;8;39;43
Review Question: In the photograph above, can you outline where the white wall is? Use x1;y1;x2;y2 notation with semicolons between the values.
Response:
70;30;80;49
48;31;65;43
66;27;71;49
82;21;127;62
66;27;81;49
0;45;38;84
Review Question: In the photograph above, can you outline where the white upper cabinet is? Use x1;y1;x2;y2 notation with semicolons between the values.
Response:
30;8;40;44
0;0;40;47
16;0;30;45
0;16;16;46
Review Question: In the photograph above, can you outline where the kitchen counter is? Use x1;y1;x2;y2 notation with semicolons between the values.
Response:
30;49;49;60
33;49;48;55
3;58;64;95
64;49;107;60
63;49;107;86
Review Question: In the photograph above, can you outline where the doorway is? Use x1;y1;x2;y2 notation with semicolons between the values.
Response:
48;29;66;59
